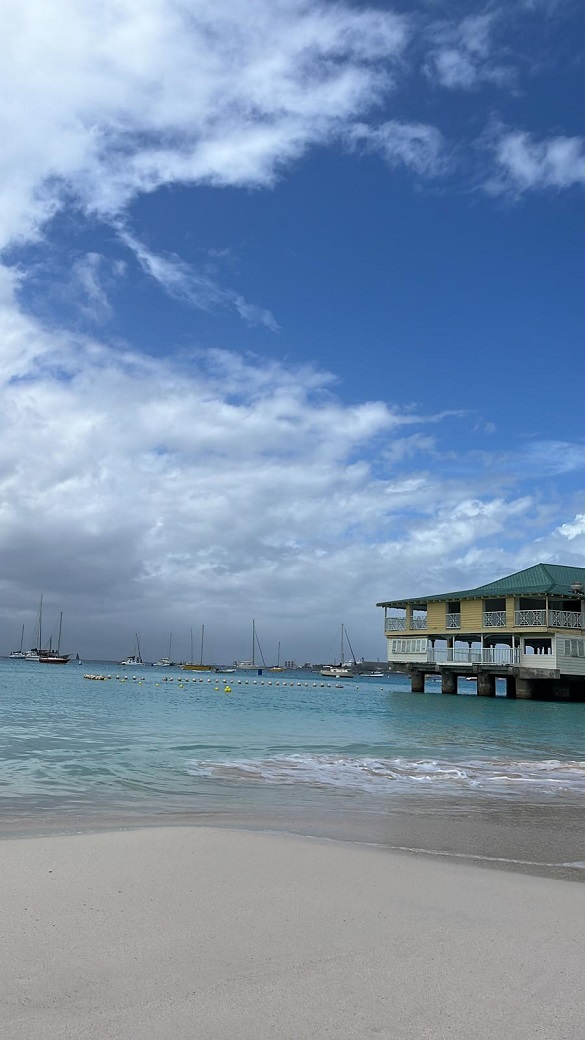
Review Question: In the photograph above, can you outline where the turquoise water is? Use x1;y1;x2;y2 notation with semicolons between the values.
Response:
2;659;585;828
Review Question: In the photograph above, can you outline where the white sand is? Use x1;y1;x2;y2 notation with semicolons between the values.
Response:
1;826;583;1039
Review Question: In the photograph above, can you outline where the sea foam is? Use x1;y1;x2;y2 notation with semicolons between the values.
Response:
186;753;585;796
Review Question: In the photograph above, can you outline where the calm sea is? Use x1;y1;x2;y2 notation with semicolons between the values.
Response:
2;660;585;877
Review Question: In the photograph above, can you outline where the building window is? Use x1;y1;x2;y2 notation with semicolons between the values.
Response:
563;638;585;658
391;638;428;653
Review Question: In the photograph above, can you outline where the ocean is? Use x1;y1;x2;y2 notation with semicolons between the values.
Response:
2;660;585;878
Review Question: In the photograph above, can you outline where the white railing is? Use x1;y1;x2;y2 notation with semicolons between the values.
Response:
411;617;427;630
385;617;406;632
446;613;460;629
515;609;546;627
549;609;584;630
483;610;506;627
428;647;520;665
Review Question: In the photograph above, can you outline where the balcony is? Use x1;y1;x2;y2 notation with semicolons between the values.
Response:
483;610;506;627
446;613;461;629
514;609;584;629
515;609;546;627
549;609;583;630
411;617;427;630
385;617;406;632
428;647;520;666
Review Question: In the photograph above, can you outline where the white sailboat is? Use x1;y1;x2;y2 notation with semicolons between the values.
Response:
155;634;174;667
8;624;27;659
120;632;144;666
235;620;266;671
320;624;358;677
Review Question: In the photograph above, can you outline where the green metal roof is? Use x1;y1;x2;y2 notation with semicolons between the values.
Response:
376;563;585;609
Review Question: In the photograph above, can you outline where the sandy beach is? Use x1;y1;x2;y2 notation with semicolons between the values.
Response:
2;826;584;1040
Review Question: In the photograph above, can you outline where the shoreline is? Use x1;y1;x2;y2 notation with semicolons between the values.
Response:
2;825;584;1040
2;797;585;882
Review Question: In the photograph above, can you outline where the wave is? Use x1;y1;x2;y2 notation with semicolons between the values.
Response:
186;753;585;795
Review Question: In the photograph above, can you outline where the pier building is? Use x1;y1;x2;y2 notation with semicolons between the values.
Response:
377;563;585;700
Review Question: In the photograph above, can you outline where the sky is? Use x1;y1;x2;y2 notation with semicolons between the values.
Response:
1;0;585;664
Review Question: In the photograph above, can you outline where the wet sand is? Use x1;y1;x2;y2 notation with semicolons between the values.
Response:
2;826;584;1039
3;796;585;880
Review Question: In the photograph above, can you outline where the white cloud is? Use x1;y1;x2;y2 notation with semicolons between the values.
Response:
69;252;127;323
490;130;585;193
556;515;585;541
348;121;446;177
0;0;408;251
118;229;279;330
0;273;552;661
426;13;511;90
2;0;584;661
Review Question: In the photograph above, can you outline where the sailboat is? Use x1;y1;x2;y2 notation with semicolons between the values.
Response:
320;624;358;677
155;634;175;667
24;595;49;660
120;633;144;666
235;620;266;671
182;625;215;670
8;624;27;659
39;611;70;663
268;641;285;672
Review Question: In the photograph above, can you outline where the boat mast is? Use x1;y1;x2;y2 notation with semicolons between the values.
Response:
19;623;24;653
190;626;194;665
345;627;357;665
168;633;172;659
57;612;63;654
340;623;345;666
39;594;43;652
200;624;205;666
252;620;255;666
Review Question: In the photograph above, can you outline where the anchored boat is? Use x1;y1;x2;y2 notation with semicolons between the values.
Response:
320;624;358;677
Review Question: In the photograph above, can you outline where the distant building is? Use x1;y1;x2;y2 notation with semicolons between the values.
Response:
377;563;585;700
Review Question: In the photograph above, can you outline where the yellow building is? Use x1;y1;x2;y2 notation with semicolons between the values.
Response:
377;563;585;700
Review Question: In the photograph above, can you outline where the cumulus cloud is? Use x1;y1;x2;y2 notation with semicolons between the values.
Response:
0;268;549;661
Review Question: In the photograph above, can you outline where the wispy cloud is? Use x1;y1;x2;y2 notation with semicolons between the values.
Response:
70;252;126;324
348;121;447;177
425;13;512;90
118;229;279;330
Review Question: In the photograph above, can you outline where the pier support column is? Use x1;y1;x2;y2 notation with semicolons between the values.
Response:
441;670;457;695
516;678;535;700
477;672;496;697
505;675;516;699
411;671;425;693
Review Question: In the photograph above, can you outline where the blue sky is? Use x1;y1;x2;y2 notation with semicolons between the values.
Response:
1;0;584;663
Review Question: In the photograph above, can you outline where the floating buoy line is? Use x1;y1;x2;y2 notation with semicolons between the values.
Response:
82;673;349;689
